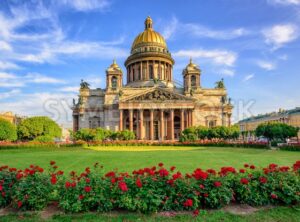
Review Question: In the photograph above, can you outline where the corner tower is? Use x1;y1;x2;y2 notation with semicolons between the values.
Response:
106;60;123;93
183;58;201;94
124;16;175;87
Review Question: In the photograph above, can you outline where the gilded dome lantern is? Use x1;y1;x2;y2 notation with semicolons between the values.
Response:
125;16;175;87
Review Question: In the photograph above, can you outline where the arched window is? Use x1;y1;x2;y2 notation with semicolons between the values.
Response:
191;75;197;88
208;120;216;128
111;76;118;89
149;65;154;79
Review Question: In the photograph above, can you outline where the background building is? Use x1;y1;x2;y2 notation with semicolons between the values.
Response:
0;111;24;125
239;107;300;138
72;17;233;140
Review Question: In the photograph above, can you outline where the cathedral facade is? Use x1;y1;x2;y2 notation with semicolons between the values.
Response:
72;17;233;140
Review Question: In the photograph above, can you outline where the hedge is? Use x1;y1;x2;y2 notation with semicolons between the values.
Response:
0;161;299;214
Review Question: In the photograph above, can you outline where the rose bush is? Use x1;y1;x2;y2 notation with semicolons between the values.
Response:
0;161;299;213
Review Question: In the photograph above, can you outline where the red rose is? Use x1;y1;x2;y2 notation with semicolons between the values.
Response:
183;199;193;207
158;162;164;167
193;209;199;216
244;164;249;168
16;173;23;180
240;178;249;185
250;165;255;169
214;181;222;187
118;181;128;192
65;181;71;188
170;166;176;172
136;178;142;188
86;178;91;183
271;193;278;199
199;184;205;189
259;177;267;184
0;185;2;191
51;175;57;185
79;195;84;200
84;186;92;193
50;161;56;165
17;201;22;208
159;168;169;177
1;192;5;197
239;169;245;173
192;169;208;180
111;178;116;184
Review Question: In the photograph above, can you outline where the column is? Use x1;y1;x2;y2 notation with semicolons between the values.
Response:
150;109;154;140
191;109;194;126
180;109;185;132
129;109;133;131
186;110;189;128
160;110;164;140
140;62;142;80
139;110;144;140
170;109;174;140
146;60;149;80
119;109;123;131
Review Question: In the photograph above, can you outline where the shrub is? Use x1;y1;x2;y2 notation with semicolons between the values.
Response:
180;125;240;142
11;165;52;210
116;130;135;140
0;118;17;141
33;135;54;143
17;116;62;141
0;161;300;213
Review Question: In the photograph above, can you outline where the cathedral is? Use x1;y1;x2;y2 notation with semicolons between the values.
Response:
72;17;233;140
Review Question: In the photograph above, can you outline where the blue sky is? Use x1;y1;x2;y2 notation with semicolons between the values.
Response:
0;0;299;127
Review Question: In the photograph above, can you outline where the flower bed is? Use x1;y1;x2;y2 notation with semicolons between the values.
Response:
0;140;268;149
1;161;300;214
280;144;300;151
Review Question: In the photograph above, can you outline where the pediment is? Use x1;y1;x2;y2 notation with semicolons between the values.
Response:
122;88;195;102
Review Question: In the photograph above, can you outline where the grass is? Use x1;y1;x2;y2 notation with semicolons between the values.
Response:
1;206;300;221
0;146;299;173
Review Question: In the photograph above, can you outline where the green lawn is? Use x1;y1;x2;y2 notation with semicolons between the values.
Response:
1;206;300;222
0;146;299;173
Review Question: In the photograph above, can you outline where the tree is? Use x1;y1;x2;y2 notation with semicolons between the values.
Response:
0;118;17;141
17;116;62;140
255;122;298;144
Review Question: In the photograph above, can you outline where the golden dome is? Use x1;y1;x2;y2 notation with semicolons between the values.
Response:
131;16;167;50
107;59;121;72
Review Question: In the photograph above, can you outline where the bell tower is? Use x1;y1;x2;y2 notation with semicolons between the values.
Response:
183;58;201;94
106;60;123;92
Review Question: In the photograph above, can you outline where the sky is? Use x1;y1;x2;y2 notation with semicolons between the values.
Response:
0;0;300;127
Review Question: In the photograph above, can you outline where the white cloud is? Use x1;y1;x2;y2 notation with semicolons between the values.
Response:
57;0;110;12
0;89;21;100
0;2;125;66
25;73;65;84
59;86;79;92
0;72;64;88
161;16;248;40
262;24;299;49
267;0;300;5
162;17;179;40
0;61;20;70
0;92;76;127
243;74;255;82
220;69;235;76
257;61;276;70
0;41;12;51
173;49;237;66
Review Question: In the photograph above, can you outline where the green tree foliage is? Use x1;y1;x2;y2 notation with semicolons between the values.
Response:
180;125;240;142
72;128;136;142
17;117;62;140
255;122;299;142
0;118;17;141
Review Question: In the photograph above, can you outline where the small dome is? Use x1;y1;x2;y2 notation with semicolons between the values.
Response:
131;16;167;50
186;58;200;70
107;59;121;72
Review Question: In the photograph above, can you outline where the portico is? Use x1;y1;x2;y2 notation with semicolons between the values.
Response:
119;108;194;140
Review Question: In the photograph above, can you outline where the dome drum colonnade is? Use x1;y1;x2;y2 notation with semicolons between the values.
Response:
125;16;174;85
